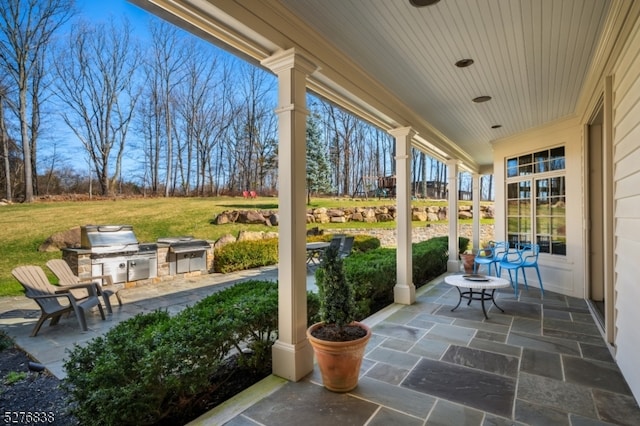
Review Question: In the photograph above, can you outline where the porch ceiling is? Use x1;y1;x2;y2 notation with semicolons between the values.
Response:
132;0;616;171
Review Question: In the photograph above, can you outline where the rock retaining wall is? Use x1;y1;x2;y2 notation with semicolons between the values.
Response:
213;204;494;226
211;223;494;249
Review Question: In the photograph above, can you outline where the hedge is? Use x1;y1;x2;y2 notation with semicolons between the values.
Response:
214;233;380;273
343;236;469;319
64;280;319;426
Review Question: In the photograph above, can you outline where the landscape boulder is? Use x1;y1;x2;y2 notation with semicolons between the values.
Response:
39;227;81;252
236;210;268;225
214;234;237;249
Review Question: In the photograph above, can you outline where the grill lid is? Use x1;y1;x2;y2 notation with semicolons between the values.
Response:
81;225;139;253
157;236;209;253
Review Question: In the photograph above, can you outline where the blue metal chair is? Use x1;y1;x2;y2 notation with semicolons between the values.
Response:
519;244;544;296
473;241;508;276
499;243;544;297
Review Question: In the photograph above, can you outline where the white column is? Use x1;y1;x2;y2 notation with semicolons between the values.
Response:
472;173;481;252
261;49;317;381
389;127;415;304
447;160;461;272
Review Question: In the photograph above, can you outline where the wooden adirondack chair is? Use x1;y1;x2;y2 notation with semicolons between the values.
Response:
46;259;121;314
12;265;105;337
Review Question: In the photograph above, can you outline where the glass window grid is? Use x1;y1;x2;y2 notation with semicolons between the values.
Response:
506;147;566;256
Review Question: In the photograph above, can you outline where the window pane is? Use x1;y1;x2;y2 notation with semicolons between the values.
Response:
536;179;549;200
534;150;549;173
508;217;519;233
519;217;531;233
550;176;565;197
507;199;519;215
537;235;551;253
519;154;532;165
519;154;533;175
507;158;518;178
537;217;551;235
507;182;519;199
550;147;565;170
520;199;530;215
536;199;550;215
551;239;567;255
519;181;531;198
552;217;566;237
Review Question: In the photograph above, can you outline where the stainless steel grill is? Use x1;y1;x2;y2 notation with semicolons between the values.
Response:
81;225;157;284
157;236;209;274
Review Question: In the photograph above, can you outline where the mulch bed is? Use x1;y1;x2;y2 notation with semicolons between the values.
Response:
0;344;268;426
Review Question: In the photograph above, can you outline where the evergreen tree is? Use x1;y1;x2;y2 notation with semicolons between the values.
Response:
306;112;332;203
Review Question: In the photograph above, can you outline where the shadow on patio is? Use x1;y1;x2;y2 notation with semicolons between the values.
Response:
2;268;639;425
204;277;640;426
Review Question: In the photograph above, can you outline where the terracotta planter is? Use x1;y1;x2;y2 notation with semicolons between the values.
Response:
306;321;372;392
460;253;476;274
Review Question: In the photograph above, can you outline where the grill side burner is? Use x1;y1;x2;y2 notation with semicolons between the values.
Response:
157;237;209;274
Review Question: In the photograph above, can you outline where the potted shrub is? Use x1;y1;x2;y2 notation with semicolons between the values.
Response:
306;245;371;392
460;242;476;274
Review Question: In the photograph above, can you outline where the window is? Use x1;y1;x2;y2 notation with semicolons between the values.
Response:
506;147;566;256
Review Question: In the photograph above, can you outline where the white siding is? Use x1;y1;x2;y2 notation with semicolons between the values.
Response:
612;18;640;403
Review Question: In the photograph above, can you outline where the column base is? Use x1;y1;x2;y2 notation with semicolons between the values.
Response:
394;282;416;305
447;259;462;273
271;339;314;381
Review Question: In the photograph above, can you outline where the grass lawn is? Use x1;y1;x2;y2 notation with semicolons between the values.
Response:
0;196;485;297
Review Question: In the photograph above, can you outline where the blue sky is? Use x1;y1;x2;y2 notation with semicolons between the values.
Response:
51;1;155;176
77;0;151;24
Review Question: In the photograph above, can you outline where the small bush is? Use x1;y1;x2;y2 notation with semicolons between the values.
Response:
315;246;355;329
0;330;13;351
214;239;278;273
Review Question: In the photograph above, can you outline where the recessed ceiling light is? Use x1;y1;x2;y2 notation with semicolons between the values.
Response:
491;125;502;129
455;59;474;68
409;0;441;7
472;96;492;103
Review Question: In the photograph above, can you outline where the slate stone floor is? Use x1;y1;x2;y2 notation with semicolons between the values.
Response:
226;277;640;426
4;268;639;425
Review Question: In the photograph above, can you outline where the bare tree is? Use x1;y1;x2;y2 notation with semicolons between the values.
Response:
0;82;13;201
174;44;238;195
226;63;277;194
54;18;140;196
146;21;186;197
0;0;74;202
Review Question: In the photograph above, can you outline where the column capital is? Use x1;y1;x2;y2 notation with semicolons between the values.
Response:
389;126;417;139
261;48;318;76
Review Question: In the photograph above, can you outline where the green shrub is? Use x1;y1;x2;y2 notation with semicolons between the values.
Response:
306;233;380;253
344;247;397;319
343;236;466;319
0;330;13;351
64;280;322;426
214;238;278;273
352;234;381;252
214;234;379;273
314;246;355;330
